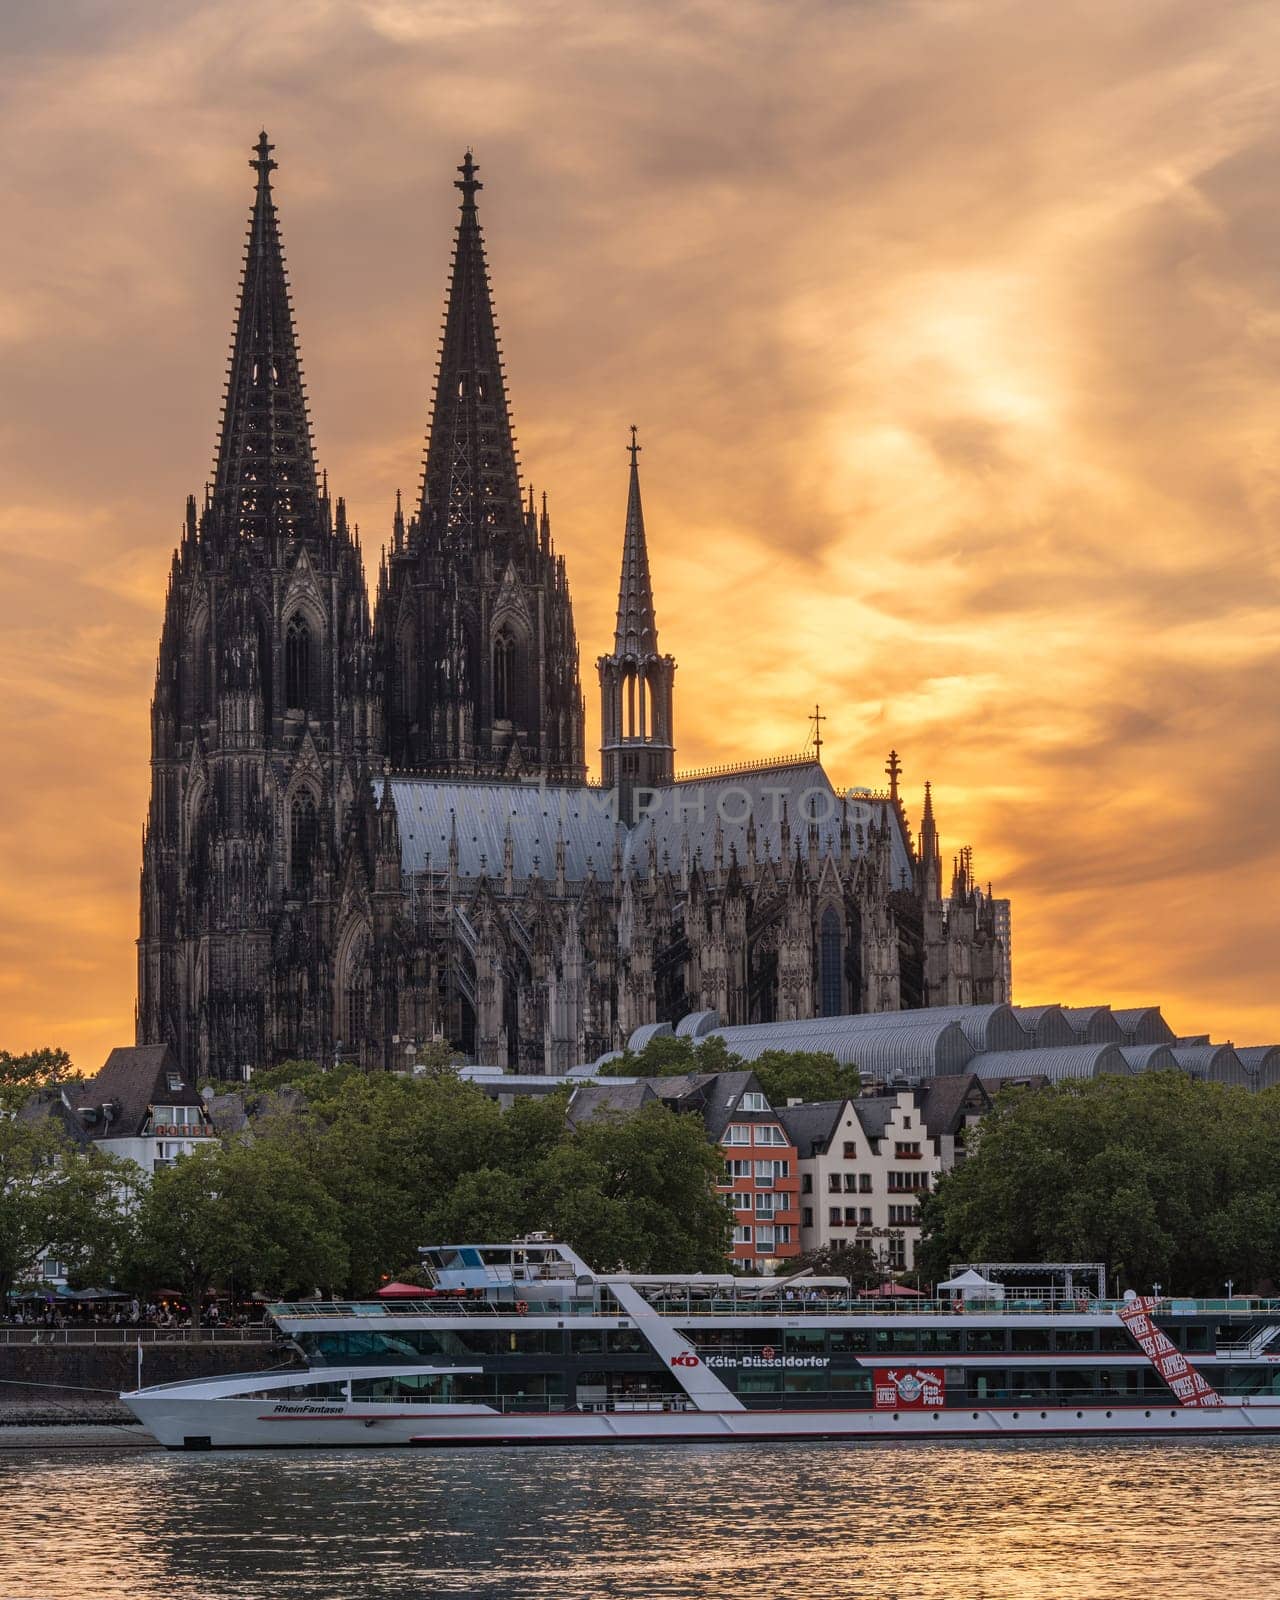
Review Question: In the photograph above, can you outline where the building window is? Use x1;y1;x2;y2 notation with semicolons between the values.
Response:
888;1204;918;1226
860;1207;872;1225
844;1206;858;1226
727;1158;751;1179
755;1226;776;1251
828;1173;842;1194
493;628;516;721
801;1207;813;1228
889;1171;930;1193
753;1125;787;1147
731;1192;751;1211
776;1226;792;1246
285;613;311;711
819;905;842;1017
801;1174;813;1194
842;1141;857;1160
738;1091;769;1112
345;965;368;1042
895;1142;922;1160
290;792;319;891
860;1173;873;1194
732;1225;753;1246
886;1236;907;1269
829;1207;843;1227
843;1173;857;1193
723;1125;751;1146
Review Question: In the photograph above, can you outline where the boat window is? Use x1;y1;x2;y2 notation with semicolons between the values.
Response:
784;1330;827;1353
1182;1324;1212;1352
918;1329;962;1354
734;1372;782;1394
254;1381;347;1400
828;1329;871;1354
1052;1329;1095;1353
964;1329;1007;1353
605;1329;650;1354
1008;1369;1053;1400
783;1371;828;1393
873;1328;919;1354
828;1370;872;1393
571;1330;606;1354
1202;1365;1280;1396
1010;1328;1051;1353
1098;1327;1136;1352
352;1375;450;1402
969;1369;1007;1400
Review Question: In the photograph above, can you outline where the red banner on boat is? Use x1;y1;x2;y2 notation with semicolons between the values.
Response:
873;1368;945;1409
1118;1296;1223;1408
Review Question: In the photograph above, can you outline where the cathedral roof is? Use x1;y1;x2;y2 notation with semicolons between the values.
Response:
383;759;915;884
709;1016;975;1079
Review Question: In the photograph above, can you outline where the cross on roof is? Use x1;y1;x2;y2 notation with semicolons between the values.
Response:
809;703;826;759
628;425;642;466
251;130;276;177
455;149;482;209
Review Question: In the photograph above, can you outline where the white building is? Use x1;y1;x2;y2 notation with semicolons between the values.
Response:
780;1075;990;1272
70;1045;217;1174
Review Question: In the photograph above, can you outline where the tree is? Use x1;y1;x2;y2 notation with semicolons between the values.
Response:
784;1239;884;1289
0;1117;132;1302
125;1142;346;1308
748;1050;859;1107
597;1034;738;1078
918;1074;1280;1294
0;1047;74;1109
531;1101;732;1272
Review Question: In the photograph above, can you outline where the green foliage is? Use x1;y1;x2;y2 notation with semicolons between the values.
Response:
0;1116;132;1300
918;1074;1280;1294
747;1050;860;1107
598;1034;738;1078
124;1142;347;1304
0;1047;74;1109
597;1036;857;1107
785;1239;884;1288
533;1103;732;1272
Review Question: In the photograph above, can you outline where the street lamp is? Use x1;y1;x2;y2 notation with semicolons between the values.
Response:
1225;1279;1235;1301
1152;1281;1162;1302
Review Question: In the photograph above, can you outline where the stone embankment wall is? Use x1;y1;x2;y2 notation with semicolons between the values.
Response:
0;1341;291;1423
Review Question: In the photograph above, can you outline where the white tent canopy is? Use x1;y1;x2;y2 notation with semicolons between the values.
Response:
938;1269;1005;1298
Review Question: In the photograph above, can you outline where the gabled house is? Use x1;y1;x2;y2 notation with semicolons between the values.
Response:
73;1046;217;1175
780;1074;990;1271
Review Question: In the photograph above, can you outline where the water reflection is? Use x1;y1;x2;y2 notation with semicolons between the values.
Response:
4;1440;1279;1599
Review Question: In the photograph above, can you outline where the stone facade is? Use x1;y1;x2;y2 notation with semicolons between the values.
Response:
137;136;1010;1080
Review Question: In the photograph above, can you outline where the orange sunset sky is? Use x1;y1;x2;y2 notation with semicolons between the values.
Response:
2;0;1278;1070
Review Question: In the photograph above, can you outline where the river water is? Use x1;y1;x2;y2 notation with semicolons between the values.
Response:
3;1439;1278;1599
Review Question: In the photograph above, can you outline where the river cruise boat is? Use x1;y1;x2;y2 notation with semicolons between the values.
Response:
122;1240;1280;1449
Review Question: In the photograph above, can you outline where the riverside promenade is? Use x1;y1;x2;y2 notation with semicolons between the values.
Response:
0;1326;285;1426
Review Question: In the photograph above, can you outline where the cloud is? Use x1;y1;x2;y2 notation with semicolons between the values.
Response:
0;0;1278;1065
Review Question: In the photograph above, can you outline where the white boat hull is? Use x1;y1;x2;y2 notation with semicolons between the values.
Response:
123;1393;1280;1450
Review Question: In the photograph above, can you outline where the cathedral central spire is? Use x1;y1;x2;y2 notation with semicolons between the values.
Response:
213;131;319;542
614;425;660;657
419;150;524;553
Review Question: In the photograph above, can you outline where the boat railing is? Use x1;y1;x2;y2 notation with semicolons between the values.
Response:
0;1326;276;1347
268;1294;1280;1323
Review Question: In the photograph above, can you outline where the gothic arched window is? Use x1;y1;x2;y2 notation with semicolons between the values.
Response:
345;958;368;1043
820;906;843;1018
285;613;311;712
493;628;517;722
289;792;319;891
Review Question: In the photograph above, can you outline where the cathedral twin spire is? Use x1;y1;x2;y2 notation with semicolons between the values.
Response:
419;151;527;563
214;132;319;543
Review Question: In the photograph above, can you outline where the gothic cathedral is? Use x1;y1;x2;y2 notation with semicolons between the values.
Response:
137;136;1010;1080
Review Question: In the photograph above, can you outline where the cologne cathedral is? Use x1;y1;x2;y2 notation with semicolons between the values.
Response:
137;135;1010;1080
